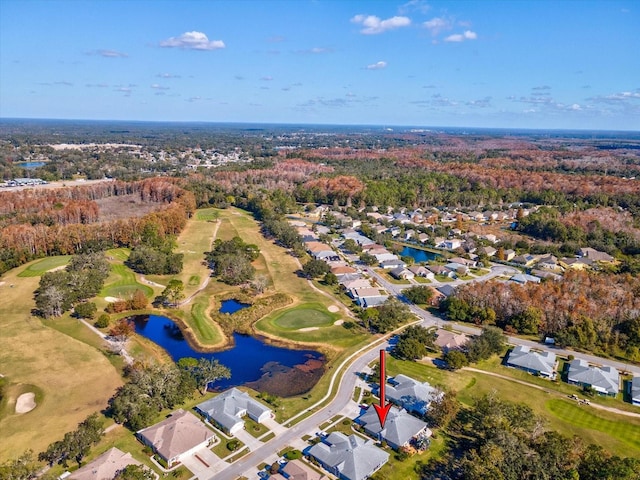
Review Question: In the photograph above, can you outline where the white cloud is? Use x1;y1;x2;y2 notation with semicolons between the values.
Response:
366;61;387;70
423;17;452;36
351;14;411;34
160;31;225;50
444;30;477;42
400;0;431;14
157;73;181;78
151;84;170;90
261;75;274;81
99;49;128;58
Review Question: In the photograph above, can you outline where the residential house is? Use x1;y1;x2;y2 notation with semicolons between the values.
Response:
630;377;640;406
385;374;443;415
559;257;593;270
331;266;358;277
341;278;371;290
510;273;542;284
481;234;498;243
69;448;148;480
567;359;619;396
305;241;339;262
380;258;406;270
356;406;431;451
307;432;389;480
417;233;429;243
443;239;462;250
389;227;401;237
427;287;445;306
512;254;538;267
373;252;399;263
444;262;468;275
272;459;324;480
531;269;562;281
579;247;615;263
404;229;416;240
504;249;516;261
478;246;497;257
428;265;455;278
361;296;389;308
505;346;557;379
537;255;561;271
195;388;272;435
467;211;484;222
390;267;414;280
436;285;457;297
434;329;469;352
408;266;434;280
136;410;215;467
449;257;477;268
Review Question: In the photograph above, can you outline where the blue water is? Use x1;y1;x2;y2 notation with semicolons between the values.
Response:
132;315;323;392
400;245;441;263
17;161;46;169
219;299;250;314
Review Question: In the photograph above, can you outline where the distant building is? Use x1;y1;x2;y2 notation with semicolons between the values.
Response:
434;329;469;353
630;377;640;406
384;374;442;415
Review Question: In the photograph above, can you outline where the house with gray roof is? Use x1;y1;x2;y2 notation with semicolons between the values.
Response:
567;359;619;396
195;388;272;435
69;447;150;480
630;377;640;406
383;374;442;415
510;273;541;284
136;410;215;467
356;406;431;451
307;432;389;480
505;345;557;379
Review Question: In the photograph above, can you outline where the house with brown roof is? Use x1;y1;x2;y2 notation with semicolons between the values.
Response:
579;247;615;263
331;265;358;277
69;448;149;480
136;410;215;467
271;459;325;480
434;329;469;352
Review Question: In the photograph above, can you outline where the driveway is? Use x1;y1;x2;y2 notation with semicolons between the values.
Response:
180;448;223;479
234;428;263;452
262;417;288;436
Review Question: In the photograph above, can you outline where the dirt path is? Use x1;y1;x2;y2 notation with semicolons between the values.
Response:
80;319;134;365
138;275;165;288
463;367;640;418
177;219;221;307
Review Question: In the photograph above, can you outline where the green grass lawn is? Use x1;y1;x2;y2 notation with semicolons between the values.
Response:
414;276;431;284
0;262;123;461
196;209;219;221
211;438;245;459
546;399;640;452
101;263;154;299
272;304;336;330
372;434;448;480
434;275;454;282
244;417;270;438
17;255;71;277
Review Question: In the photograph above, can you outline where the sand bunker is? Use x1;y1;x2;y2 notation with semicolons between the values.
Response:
0;281;5;287
104;296;121;303
298;327;320;332
47;265;67;273
334;319;344;326
328;305;340;313
15;392;36;414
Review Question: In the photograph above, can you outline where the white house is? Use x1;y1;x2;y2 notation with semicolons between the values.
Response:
195;388;272;435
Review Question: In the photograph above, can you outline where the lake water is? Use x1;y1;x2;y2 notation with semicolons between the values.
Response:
17;161;46;169
219;299;250;314
132;314;325;397
400;245;441;263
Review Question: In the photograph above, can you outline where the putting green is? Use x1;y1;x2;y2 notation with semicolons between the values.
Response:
273;307;335;330
17;256;72;277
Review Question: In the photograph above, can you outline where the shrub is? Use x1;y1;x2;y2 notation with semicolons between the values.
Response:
75;302;97;319
94;313;110;328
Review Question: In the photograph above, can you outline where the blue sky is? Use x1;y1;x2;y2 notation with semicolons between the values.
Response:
1;0;638;130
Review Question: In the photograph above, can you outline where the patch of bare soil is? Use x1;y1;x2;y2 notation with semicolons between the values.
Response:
95;194;164;221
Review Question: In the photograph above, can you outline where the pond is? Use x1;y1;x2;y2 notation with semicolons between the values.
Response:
219;299;250;314
132;315;325;397
400;245;441;263
17;161;46;169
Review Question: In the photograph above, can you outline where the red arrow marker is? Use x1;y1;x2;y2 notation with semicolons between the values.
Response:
372;349;392;428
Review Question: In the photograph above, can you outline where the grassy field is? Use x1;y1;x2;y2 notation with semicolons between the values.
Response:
0;261;123;461
17;255;71;277
172;207;219;298
100;263;155;299
272;304;337;330
383;356;640;457
372;434;448;480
